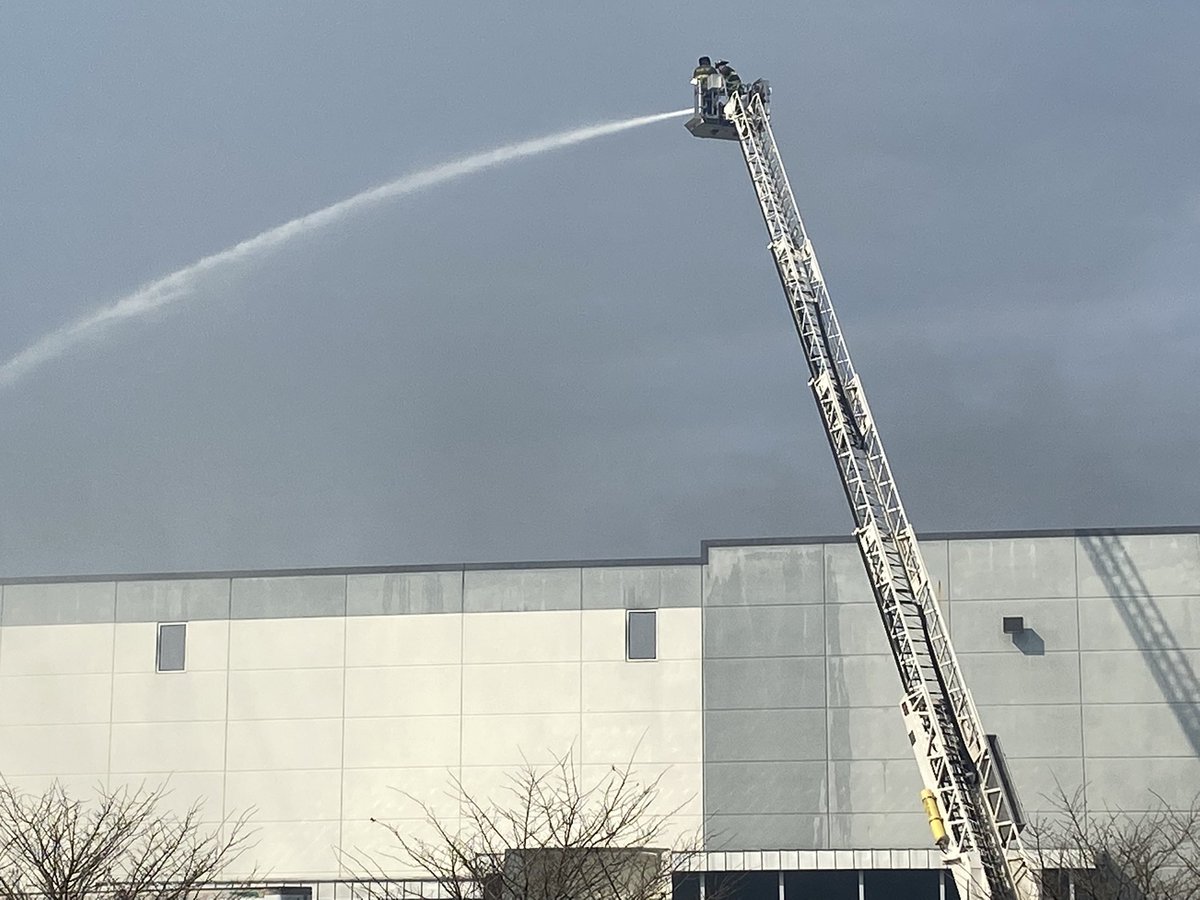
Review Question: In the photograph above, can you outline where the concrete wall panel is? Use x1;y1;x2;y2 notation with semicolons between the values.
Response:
116;579;230;623
346;572;462;616
705;657;825;710
110;721;225;773
345;613;461;667
825;655;900;708
706;813;826;851
230;575;345;620
228;617;345;670
706;761;827;815
0;673;113;725
463;568;580;612
341;716;460;769
826;707;911;760
976;704;1083;759
659;607;703;660
825;604;896;657
1004;757;1085;811
339;819;443;877
463;662;580;715
1085;757;1200;809
235;821;341;878
582;659;700;713
2;582;114;626
581;608;624;662
1078;596;1200;651
920;540;951;602
227;668;344;720
111;671;229;723
108;772;226;819
341;766;460;820
225;718;343;771
705;709;827;762
224;769;342;822
582;565;699;609
950;537;1076;600
461;713;581;766
581;710;702;764
1080;649;1200;703
1;622;114;675
705;545;824;606
579;762;702;819
462;610;580;664
828;812;930;849
958;652;1081;705
0;723;109;775
949;598;1079;653
1077;533;1200;598
829;759;924;813
344;665;461;718
824;543;872;604
704;605;825;659
1083;703;1199;757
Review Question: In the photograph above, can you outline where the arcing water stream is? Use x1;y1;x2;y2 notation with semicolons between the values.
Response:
0;108;690;390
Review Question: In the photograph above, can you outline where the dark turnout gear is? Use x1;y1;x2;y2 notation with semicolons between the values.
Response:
717;62;742;96
693;56;721;118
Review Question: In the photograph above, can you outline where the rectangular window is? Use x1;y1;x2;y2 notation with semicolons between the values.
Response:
156;622;186;672
863;869;941;899
626;609;656;660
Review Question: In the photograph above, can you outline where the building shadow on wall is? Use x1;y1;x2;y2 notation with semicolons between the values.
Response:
1011;628;1045;656
1079;534;1200;758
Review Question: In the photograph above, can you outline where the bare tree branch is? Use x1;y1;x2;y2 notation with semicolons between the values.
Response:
0;780;255;900
1025;785;1200;900
345;751;727;900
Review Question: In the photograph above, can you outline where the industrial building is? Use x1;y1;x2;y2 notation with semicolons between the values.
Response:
0;526;1196;899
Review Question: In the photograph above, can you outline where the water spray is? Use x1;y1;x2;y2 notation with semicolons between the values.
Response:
0;108;690;390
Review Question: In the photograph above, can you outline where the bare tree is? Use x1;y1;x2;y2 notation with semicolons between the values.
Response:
347;752;717;900
1026;786;1200;900
0;780;254;900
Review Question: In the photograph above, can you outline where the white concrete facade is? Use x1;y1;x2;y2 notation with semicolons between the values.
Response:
0;567;704;879
0;528;1197;893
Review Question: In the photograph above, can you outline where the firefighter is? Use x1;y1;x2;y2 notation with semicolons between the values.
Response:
716;60;743;97
692;56;717;81
692;56;720;117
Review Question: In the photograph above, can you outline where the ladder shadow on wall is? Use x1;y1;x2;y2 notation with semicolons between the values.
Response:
1078;534;1200;759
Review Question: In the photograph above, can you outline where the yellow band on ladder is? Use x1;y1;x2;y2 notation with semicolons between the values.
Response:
921;789;949;849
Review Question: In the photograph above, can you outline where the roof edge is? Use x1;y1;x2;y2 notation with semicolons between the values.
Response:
2;524;1196;586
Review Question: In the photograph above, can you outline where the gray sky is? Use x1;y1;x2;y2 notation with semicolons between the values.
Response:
1;3;1197;577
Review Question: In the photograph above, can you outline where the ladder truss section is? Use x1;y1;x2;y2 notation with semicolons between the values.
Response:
723;90;1038;900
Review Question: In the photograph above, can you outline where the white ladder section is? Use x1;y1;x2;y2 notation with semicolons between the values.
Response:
723;89;1040;900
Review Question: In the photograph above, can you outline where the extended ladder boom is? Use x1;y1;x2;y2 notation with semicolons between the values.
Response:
688;65;1039;900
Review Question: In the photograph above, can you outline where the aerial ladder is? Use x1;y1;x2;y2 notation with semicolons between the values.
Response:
686;61;1041;900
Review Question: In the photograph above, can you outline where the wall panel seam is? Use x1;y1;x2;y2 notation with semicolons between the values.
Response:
336;574;349;877
220;581;233;825
104;582;117;791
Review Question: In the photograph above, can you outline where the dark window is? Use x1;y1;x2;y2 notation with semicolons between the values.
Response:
706;872;775;900
157;622;186;672
1038;868;1071;900
863;869;940;899
783;870;858;900
626;609;656;660
672;873;701;900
